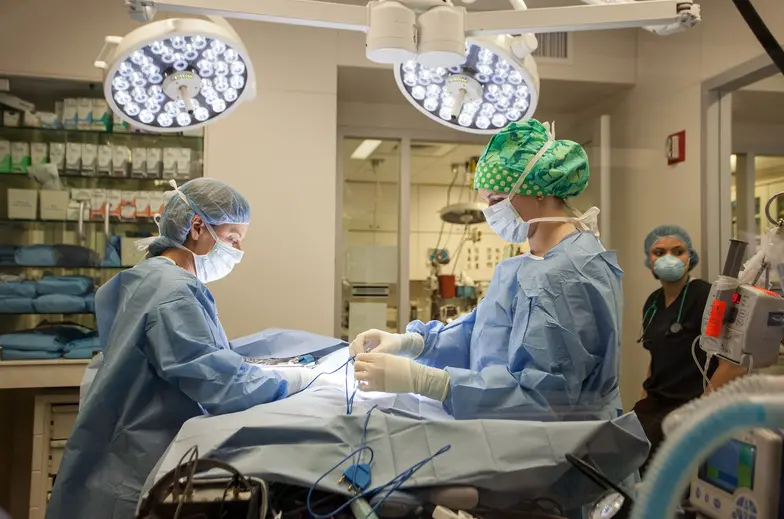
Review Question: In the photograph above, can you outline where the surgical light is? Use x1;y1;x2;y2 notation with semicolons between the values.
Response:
95;17;256;133
395;35;539;134
121;0;700;134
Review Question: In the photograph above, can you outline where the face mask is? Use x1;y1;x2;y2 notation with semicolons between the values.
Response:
653;255;686;282
182;222;244;284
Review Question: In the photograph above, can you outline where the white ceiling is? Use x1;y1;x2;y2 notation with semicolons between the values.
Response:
337;66;632;116
733;89;784;125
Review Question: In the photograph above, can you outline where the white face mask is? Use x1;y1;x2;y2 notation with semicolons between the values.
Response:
180;222;244;284
481;123;601;243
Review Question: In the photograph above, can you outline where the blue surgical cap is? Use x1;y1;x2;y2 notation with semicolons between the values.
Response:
147;178;251;257
644;224;699;271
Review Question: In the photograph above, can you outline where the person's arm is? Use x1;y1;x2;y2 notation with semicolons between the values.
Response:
405;309;478;370
705;358;747;394
145;293;290;415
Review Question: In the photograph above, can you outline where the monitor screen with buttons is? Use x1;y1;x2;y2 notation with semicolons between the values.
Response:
699;439;756;494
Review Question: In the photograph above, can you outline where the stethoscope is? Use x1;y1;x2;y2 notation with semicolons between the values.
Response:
637;278;691;343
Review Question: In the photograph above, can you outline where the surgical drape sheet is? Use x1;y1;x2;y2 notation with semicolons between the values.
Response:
147;348;648;512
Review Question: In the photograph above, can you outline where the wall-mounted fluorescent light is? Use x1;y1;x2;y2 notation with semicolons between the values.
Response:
351;139;382;160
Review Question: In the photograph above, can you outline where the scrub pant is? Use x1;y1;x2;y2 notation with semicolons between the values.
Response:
632;396;688;476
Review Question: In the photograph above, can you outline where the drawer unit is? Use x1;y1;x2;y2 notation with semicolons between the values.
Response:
29;394;79;519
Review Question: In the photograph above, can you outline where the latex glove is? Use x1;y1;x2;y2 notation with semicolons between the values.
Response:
354;353;450;402
349;329;425;358
279;369;343;396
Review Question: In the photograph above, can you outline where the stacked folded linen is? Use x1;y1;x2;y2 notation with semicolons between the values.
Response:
0;324;100;361
14;244;99;267
63;333;101;359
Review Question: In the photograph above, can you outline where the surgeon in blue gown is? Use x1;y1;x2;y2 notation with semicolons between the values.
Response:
352;120;624;421
46;179;339;519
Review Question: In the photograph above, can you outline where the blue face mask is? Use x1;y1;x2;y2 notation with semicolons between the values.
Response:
653;255;686;282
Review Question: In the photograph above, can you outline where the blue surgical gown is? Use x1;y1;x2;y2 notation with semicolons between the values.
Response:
408;231;623;421
46;257;290;519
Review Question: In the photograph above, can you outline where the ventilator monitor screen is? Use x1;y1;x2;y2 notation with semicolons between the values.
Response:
698;439;756;493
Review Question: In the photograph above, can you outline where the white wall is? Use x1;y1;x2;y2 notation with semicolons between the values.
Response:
596;0;784;409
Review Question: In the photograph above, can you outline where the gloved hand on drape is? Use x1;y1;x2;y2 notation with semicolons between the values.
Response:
348;329;425;358
354;353;450;402
279;369;345;396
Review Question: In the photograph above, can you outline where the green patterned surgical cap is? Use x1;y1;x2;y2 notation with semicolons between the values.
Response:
473;119;590;199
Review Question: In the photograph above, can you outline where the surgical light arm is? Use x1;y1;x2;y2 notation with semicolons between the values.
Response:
126;0;700;36
579;0;696;35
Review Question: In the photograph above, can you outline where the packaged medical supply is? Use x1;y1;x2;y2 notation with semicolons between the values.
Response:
70;188;91;203
77;98;93;130
107;190;122;218
7;189;37;220
163;148;178;179
146;148;162;178
66;200;90;221
49;143;66;170
2;111;20;127
90;189;107;219
132;148;147;178
62;99;78;129
113;112;129;133
40;112;60;129
97;145;112;175
121;191;137;220
65;143;82;172
149;191;165;216
40;190;69;221
30;143;48;166
0;140;10;172
81;144;98;176
135;191;151;218
23;111;41;128
11;142;30;173
176;148;192;179
112;145;129;177
91;99;109;130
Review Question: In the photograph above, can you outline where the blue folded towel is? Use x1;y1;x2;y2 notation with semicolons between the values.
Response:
85;293;96;313
63;347;98;359
0;297;34;314
37;276;95;296
15;244;99;267
0;281;37;298
64;333;101;353
33;294;87;314
0;324;94;352
1;349;63;360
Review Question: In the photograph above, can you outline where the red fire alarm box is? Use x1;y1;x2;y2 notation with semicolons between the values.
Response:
666;130;686;165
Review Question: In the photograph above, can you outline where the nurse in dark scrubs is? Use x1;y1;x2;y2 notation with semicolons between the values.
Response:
632;225;716;474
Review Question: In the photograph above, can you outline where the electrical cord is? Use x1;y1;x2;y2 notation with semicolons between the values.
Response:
299;355;358;414
691;336;715;392
306;406;452;519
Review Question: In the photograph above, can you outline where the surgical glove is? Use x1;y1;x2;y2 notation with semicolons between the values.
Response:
354;353;450;402
308;372;346;390
279;369;342;396
349;329;425;358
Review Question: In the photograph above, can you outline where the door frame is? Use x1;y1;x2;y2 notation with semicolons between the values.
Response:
701;54;781;280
